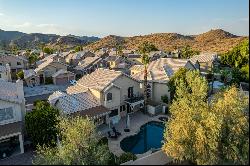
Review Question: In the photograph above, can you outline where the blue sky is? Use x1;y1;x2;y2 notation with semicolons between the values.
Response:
0;0;248;37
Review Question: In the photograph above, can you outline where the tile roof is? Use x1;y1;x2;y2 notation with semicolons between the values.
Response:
72;50;94;60
190;53;217;64
74;56;100;71
52;69;75;78
71;105;111;119
48;90;100;115
131;58;193;83
0;80;23;104
34;58;67;73
68;68;123;92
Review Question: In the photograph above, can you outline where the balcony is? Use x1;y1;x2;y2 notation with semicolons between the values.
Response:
124;93;144;104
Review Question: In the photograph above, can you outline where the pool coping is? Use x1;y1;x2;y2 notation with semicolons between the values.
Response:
107;112;168;158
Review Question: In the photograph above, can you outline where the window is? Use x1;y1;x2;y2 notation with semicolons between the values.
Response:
109;109;118;117
8;63;11;66
0;74;1;78
120;105;126;112
17;62;21;66
0;107;14;122
107;93;112;101
128;87;133;98
0;62;2;65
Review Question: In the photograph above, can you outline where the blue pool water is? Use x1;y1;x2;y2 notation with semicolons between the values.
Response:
120;121;165;154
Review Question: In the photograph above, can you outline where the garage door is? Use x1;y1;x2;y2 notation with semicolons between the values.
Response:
55;77;68;85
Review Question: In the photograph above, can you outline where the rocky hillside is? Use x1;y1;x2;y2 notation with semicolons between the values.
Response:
0;29;100;50
85;29;248;53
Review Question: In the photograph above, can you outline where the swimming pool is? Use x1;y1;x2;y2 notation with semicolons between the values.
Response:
120;121;165;154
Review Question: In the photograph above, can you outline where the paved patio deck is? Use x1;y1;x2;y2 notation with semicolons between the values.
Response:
107;111;168;158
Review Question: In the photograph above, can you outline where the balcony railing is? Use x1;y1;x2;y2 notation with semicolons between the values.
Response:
124;93;144;103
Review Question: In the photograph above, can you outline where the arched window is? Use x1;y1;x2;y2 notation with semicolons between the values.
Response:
107;93;112;101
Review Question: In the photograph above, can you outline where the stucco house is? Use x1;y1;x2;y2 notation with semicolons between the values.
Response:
190;52;218;73
130;58;198;103
0;79;26;159
49;68;143;126
23;69;40;87
0;54;28;80
52;69;75;85
74;56;104;78
105;56;124;69
65;50;95;67
34;59;68;84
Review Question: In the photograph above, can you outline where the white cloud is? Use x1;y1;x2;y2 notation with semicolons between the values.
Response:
15;22;32;28
0;12;4;16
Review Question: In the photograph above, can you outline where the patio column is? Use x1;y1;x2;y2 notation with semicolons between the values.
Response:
19;134;24;154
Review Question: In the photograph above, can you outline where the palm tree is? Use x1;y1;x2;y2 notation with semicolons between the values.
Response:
139;42;151;114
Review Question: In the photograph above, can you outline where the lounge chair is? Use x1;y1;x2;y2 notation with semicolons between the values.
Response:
108;131;118;139
112;127;121;136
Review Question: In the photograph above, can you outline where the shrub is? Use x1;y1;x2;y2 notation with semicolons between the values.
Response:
16;70;24;79
161;95;169;104
118;152;137;164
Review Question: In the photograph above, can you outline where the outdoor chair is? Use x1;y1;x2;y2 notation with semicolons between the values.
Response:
108;131;118;139
112;127;121;136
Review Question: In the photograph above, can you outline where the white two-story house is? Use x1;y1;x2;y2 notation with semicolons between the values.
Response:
0;79;26;158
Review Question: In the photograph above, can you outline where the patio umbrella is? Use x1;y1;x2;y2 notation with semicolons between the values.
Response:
126;114;130;129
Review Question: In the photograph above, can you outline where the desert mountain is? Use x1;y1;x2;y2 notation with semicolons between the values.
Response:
85;29;248;53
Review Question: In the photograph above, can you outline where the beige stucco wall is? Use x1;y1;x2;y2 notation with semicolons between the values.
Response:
113;75;142;104
0;71;9;81
103;86;121;109
0;100;22;125
0;56;28;70
37;62;67;77
152;82;170;103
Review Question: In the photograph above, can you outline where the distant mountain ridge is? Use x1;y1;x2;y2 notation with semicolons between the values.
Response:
84;29;248;53
0;29;100;50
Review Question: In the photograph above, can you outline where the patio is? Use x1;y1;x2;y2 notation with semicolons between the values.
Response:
106;111;168;158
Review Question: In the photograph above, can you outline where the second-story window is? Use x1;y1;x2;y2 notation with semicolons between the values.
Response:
0;107;14;123
17;62;21;66
107;93;112;101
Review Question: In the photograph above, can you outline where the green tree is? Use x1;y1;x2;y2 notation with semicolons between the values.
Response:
43;47;54;54
25;101;59;147
39;42;46;57
163;70;249;165
16;70;24;79
180;45;199;59
167;67;189;100
28;53;39;67
74;45;83;52
33;116;112;165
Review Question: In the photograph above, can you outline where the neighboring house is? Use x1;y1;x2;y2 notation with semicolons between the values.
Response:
52;69;75;85
149;51;166;61
36;53;66;66
65;50;95;67
0;64;12;82
74;56;104;77
0;54;28;80
34;59;68;84
23;69;40;87
0;79;26;158
48;91;111;127
130;58;198;103
190;52;218;73
105;56;124;69
127;53;143;65
61;68;143;125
